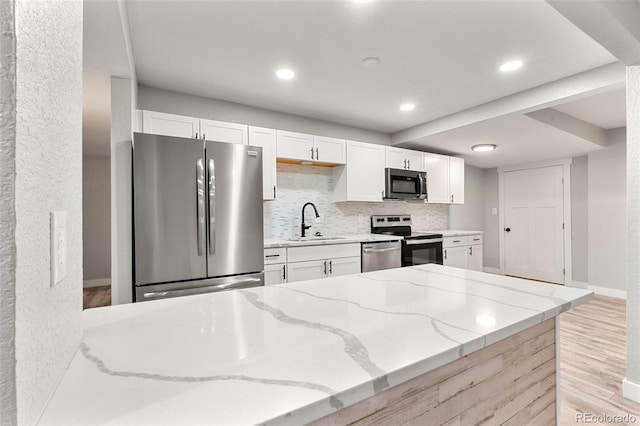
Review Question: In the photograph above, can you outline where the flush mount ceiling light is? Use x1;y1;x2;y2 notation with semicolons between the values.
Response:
276;68;295;80
471;144;497;152
400;103;415;112
499;59;523;72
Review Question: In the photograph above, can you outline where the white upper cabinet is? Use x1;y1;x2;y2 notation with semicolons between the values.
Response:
313;135;346;164
449;157;465;204
423;153;465;204
276;131;314;161
385;147;425;171
333;141;385;202
140;111;247;144
276;131;345;165
141;110;199;139
248;126;277;201
424;153;451;203
200;119;247;144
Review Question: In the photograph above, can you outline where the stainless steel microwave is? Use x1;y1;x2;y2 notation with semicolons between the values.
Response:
384;168;427;200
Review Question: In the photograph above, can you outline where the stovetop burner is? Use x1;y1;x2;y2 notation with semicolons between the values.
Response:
370;215;442;240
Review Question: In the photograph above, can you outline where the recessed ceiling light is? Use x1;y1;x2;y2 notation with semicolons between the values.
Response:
400;103;415;112
471;144;497;152
276;69;295;80
499;60;523;72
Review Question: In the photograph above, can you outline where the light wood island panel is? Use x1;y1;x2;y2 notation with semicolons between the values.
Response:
312;319;556;426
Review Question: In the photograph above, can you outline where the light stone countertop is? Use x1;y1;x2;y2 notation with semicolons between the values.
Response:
264;233;403;248
39;265;592;426
429;230;484;237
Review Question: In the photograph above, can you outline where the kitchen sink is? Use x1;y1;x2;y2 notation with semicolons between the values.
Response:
287;236;347;242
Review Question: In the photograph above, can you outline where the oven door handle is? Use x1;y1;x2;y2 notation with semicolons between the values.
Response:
405;238;443;245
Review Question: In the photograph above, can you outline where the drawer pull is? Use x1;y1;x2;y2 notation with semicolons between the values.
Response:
453;240;461;243
265;254;280;258
473;238;481;241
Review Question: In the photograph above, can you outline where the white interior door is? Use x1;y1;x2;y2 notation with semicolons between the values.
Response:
504;166;564;283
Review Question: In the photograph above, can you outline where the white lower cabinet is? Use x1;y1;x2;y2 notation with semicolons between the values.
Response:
442;235;483;271
265;263;287;286
286;243;361;284
287;260;327;283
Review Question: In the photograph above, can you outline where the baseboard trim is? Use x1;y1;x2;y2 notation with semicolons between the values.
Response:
623;378;640;403
587;284;627;300
483;267;502;275
83;278;111;288
570;280;588;289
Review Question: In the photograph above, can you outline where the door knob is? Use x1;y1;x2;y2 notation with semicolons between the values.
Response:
505;227;511;232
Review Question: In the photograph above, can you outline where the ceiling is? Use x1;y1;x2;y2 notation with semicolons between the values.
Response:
84;0;627;167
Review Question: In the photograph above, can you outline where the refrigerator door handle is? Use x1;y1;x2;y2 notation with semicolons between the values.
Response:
208;158;216;255
196;159;205;255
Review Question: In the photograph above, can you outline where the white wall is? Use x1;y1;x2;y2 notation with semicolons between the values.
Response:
483;168;500;270
265;164;448;238
570;155;588;283
11;1;83;424
83;156;111;283
0;0;17;422
137;85;391;146
588;127;626;291
449;165;485;231
111;77;133;305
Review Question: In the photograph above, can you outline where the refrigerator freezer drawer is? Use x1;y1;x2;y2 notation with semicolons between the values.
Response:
135;272;265;302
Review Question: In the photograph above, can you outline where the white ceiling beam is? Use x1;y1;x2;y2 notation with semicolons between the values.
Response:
546;0;640;66
525;108;608;148
391;62;624;145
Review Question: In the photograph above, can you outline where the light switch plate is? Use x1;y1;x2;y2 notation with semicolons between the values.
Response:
50;211;68;287
492;207;498;216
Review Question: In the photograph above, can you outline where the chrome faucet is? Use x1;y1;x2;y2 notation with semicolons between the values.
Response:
301;202;320;238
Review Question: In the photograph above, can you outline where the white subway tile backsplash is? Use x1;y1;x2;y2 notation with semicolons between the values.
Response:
264;164;448;237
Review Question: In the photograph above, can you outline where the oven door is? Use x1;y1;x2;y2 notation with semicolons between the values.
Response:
402;239;443;266
385;168;426;200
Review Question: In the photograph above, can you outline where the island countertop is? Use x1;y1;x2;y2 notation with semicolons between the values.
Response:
39;265;592;425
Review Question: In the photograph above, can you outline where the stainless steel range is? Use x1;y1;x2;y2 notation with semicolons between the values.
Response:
370;215;443;266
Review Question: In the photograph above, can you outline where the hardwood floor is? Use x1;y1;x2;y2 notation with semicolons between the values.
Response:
79;286;639;423
82;285;111;309
560;295;640;425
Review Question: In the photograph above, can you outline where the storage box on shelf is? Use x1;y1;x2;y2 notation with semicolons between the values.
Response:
443;234;483;271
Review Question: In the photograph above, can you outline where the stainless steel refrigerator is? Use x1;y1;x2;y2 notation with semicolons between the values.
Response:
133;132;264;302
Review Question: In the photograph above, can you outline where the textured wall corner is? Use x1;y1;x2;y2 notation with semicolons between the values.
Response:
627;66;640;388
13;1;83;424
0;0;17;424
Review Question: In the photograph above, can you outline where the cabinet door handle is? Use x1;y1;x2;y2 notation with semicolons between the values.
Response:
273;185;276;199
403;159;407;169
311;147;314;160
450;194;454;203
283;265;286;281
469;246;472;255
316;147;319;160
444;249;447;260
329;260;332;274
195;132;198;139
202;133;206;140
323;260;327;275
408;159;411;169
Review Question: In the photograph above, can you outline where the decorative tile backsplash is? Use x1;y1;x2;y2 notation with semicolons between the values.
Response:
263;164;449;238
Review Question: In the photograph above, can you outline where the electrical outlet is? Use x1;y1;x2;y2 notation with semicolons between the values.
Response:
492;207;498;216
358;214;363;223
50;211;68;287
